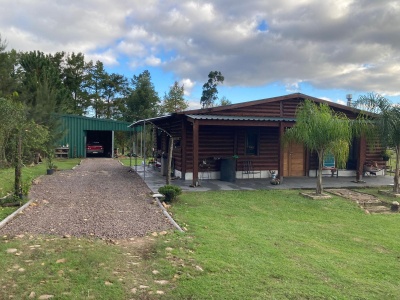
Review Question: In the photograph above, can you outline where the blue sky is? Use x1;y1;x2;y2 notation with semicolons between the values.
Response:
1;1;400;109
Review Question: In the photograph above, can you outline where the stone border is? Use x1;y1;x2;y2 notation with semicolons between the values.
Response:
0;198;35;230
299;192;332;200
153;196;184;233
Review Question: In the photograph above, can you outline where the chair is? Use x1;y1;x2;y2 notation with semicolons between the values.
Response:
363;161;381;176
316;152;338;177
199;158;212;180
242;160;261;178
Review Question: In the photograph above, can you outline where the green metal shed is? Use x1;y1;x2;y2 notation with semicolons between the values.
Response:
57;115;135;158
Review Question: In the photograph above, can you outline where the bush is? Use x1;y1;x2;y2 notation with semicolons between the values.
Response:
158;185;182;202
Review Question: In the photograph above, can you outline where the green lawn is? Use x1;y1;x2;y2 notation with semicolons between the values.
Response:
148;190;400;299
0;158;81;198
0;235;157;300
119;157;151;167
1;163;399;299
0;158;81;221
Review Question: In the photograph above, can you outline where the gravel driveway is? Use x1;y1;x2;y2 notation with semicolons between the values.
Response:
0;159;173;239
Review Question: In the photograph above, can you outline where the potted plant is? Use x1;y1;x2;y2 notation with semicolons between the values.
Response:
381;149;391;161
46;151;57;175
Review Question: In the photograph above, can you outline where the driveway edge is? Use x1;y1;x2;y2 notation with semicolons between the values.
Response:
0;198;34;230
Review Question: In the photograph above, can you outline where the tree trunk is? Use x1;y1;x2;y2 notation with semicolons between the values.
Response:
316;150;324;195
166;137;173;185
393;146;400;194
14;132;22;198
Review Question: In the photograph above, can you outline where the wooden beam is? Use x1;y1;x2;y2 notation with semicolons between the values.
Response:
192;120;199;186
181;119;187;178
278;122;285;182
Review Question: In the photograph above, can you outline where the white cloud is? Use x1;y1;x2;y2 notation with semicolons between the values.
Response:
1;0;400;96
145;55;162;66
180;78;195;96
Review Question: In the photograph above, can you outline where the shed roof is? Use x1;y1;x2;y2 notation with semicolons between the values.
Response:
61;114;133;131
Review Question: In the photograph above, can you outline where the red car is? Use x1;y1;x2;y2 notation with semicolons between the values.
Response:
86;141;104;154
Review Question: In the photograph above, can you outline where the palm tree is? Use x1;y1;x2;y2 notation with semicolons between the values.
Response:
354;93;400;193
283;100;353;195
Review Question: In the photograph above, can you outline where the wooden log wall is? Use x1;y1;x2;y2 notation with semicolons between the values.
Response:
183;125;280;172
236;127;280;171
211;102;281;117
183;125;235;172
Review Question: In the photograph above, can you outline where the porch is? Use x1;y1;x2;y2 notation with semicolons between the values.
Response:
133;165;394;193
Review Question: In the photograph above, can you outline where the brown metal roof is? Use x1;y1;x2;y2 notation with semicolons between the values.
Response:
186;114;295;122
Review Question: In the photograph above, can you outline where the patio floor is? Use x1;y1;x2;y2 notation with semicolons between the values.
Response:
132;165;395;193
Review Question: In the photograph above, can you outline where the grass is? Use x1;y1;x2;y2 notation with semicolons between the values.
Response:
1;161;399;298
0;235;160;299
146;189;400;299
0;158;81;221
119;157;151;167
0;158;81;198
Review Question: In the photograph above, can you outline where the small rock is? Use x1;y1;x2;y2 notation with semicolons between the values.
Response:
131;288;137;294
6;249;18;254
28;291;36;299
159;231;168;235
105;281;113;286
152;270;160;275
195;265;204;272
173;274;180;280
154;280;169;285
38;295;54;300
63;234;71;239
18;268;25;272
139;285;149;289
156;290;165;295
151;232;158;237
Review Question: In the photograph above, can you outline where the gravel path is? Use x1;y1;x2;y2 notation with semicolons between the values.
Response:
0;159;173;239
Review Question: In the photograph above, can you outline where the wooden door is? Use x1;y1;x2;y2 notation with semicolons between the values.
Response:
283;142;305;176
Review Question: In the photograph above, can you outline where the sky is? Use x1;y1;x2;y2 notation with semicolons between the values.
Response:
1;0;400;109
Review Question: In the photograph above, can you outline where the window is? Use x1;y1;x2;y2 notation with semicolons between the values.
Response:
246;130;259;155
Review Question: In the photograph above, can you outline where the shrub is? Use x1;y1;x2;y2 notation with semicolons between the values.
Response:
158;185;182;202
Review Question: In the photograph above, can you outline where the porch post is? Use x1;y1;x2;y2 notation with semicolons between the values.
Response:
192;120;199;186
278;122;284;182
181;119;187;179
356;135;366;181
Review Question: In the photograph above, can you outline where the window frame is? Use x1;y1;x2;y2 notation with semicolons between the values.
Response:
245;129;260;156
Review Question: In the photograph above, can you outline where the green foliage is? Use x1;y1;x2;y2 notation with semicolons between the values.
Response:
354;93;400;193
158;184;182;202
219;96;232;106
0;98;25;166
125;70;160;121
162;81;188;113
200;71;224;108
284;99;352;194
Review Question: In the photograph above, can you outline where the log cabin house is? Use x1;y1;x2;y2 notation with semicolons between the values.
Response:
129;93;386;186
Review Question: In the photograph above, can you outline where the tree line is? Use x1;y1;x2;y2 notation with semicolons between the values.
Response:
0;35;192;166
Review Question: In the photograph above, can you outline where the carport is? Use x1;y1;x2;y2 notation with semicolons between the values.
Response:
58;115;133;158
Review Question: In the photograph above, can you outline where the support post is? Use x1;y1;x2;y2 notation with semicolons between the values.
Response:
278;122;285;183
192;120;199;186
